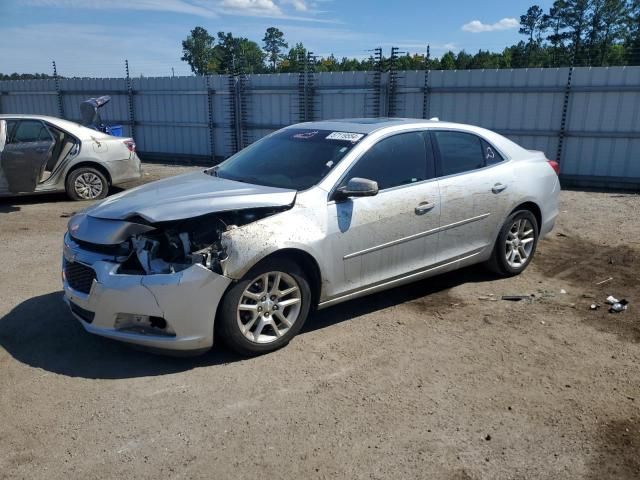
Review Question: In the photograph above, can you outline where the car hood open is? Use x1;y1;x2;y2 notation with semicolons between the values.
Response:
85;171;297;222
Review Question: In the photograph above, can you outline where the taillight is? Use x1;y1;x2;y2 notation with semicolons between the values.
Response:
124;140;136;152
547;160;560;175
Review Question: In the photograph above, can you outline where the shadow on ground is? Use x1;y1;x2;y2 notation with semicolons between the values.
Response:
0;266;495;380
585;417;640;480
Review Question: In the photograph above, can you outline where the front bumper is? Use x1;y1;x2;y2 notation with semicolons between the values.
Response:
62;236;232;352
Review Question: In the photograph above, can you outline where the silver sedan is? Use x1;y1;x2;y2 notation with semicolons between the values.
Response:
0;115;141;200
62;118;560;355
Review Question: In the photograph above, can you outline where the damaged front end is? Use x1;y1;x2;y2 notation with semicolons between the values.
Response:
69;206;289;277
62;203;292;352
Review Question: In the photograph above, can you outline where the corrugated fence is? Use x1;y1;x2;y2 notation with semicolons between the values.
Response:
0;66;639;189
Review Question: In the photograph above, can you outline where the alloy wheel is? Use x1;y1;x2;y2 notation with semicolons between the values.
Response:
237;271;302;344
74;172;104;200
505;218;535;268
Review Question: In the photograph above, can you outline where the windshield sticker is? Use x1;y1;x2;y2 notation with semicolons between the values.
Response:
293;130;319;139
326;132;364;142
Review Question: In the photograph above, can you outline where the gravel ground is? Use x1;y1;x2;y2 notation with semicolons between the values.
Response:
0;164;638;479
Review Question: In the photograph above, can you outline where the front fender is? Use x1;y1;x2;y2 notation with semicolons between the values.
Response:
220;208;325;280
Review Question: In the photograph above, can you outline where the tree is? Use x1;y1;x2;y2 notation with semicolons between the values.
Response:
557;0;591;63
440;51;456;69
627;0;640;64
279;42;308;72
545;1;570;66
262;27;288;70
214;32;266;74
181;27;216;75
587;0;627;65
520;5;548;45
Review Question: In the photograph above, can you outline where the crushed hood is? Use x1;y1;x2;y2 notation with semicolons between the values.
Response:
85;171;297;222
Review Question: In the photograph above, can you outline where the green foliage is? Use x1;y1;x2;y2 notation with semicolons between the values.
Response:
181;26;217;75
262;27;288;71
0;73;53;80
179;2;640;76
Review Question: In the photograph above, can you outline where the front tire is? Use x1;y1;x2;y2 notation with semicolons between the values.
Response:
487;210;539;277
65;167;109;201
217;257;312;356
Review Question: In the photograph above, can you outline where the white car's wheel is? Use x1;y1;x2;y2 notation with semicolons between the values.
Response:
66;167;109;201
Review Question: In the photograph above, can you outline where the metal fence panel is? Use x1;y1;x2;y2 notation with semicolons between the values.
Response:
0;67;638;187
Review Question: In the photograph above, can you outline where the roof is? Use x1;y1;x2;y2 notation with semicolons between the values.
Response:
0;114;111;140
288;118;446;134
288;117;531;158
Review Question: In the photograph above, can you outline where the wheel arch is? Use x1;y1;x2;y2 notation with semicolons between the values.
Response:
225;247;323;309
510;201;542;230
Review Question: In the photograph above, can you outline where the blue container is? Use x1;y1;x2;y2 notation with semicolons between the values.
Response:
106;125;123;137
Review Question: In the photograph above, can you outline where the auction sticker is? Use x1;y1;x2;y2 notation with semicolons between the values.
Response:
326;132;364;142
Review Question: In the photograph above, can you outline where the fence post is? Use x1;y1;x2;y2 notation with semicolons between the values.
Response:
52;60;64;118
125;60;136;140
206;75;216;163
369;47;383;117
556;66;574;167
298;50;307;122
422;45;431;119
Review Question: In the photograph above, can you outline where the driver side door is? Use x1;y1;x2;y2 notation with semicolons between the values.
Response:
324;130;441;298
0;119;55;194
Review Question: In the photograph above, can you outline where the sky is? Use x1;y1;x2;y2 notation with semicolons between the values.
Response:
0;0;554;77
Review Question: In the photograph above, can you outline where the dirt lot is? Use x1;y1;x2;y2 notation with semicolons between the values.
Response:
1;164;638;479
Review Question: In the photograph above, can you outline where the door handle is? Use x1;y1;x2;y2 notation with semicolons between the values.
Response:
415;202;436;215
491;183;508;194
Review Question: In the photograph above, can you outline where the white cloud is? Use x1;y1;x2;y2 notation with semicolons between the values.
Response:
281;0;309;11
25;0;331;21
461;18;518;33
220;0;281;15
26;0;219;17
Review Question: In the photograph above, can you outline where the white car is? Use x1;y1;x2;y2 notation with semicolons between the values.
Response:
62;118;560;355
0;115;141;200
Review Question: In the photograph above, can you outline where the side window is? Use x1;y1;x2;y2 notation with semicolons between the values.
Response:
343;132;432;190
481;139;504;166
434;131;485;176
12;120;51;143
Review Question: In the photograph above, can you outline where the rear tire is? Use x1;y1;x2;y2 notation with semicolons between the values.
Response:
217;257;312;356
486;210;539;277
65;167;109;201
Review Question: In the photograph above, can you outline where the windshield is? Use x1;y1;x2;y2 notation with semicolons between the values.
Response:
213;128;365;190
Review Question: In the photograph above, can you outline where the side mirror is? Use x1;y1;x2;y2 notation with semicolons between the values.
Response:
334;177;379;200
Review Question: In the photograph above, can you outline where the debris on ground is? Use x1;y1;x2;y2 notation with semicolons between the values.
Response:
560;289;567;294
605;296;629;313
596;277;613;285
502;295;534;302
478;294;498;301
590;303;600;310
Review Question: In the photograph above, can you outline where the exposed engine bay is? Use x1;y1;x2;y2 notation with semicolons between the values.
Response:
70;206;289;276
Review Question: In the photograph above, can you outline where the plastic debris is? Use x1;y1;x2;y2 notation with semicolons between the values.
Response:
560;289;567;294
596;277;614;285
590;304;600;310
605;296;629;313
609;299;629;313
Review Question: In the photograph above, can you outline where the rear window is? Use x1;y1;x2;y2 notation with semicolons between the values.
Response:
215;128;365;190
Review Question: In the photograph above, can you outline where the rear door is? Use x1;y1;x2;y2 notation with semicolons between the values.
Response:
432;130;514;263
0;119;55;193
325;130;441;295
